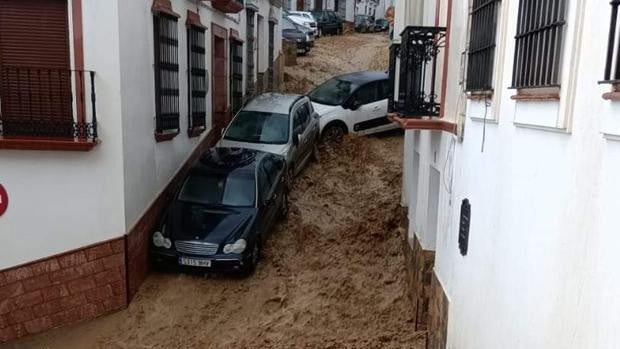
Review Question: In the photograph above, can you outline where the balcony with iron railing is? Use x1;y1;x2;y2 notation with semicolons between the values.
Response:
388;26;456;133
209;0;244;13
0;67;98;151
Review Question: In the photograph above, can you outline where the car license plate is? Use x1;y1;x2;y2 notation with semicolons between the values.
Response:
179;257;211;267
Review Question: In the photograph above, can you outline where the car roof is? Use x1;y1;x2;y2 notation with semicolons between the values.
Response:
243;92;304;114
195;147;267;176
335;71;388;85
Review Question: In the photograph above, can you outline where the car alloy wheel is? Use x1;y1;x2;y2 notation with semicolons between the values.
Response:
322;125;345;143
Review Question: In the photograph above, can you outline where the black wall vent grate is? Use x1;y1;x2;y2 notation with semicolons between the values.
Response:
459;199;471;256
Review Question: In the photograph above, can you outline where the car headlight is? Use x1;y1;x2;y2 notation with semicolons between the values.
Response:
223;239;247;254
297;38;302;42
152;229;172;249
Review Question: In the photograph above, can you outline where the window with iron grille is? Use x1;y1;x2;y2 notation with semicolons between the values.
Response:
187;24;207;132
230;40;244;114
246;10;256;95
268;22;275;90
466;0;501;92
511;0;567;89
603;0;620;84
154;14;180;134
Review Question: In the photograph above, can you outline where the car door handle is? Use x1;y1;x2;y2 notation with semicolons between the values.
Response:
373;106;381;111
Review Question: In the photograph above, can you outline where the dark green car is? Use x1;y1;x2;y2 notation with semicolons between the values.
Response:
311;10;343;36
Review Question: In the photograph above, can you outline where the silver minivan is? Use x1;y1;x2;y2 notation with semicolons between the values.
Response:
218;93;320;181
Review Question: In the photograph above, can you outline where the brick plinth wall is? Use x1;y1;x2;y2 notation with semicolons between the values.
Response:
0;238;126;342
428;272;449;349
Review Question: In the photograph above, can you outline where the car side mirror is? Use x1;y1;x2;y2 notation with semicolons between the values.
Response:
348;99;362;110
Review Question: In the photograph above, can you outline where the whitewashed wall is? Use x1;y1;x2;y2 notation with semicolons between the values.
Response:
400;0;620;348
0;0;126;269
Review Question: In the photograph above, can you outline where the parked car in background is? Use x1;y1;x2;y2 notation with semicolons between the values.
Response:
282;15;315;48
150;148;288;275
281;25;310;55
308;71;397;142
355;15;374;32
218;93;320;181
311;10;343;36
374;18;389;32
288;10;318;37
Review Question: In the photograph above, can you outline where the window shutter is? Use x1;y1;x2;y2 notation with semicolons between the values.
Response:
0;0;73;138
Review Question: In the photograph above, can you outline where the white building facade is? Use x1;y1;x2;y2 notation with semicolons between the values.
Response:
0;0;281;342
392;0;620;348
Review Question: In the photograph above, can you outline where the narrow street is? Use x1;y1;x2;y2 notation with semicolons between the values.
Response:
5;33;424;349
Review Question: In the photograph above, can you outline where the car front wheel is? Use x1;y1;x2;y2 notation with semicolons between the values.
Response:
241;243;260;276
321;124;345;143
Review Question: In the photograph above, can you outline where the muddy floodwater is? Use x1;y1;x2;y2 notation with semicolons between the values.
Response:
5;33;426;349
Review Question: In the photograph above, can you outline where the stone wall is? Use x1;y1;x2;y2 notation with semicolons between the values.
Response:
428;272;449;349
403;233;436;331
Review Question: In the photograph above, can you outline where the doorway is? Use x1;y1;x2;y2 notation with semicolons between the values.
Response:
211;24;228;127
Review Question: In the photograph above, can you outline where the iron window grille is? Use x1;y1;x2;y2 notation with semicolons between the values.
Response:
246;10;256;96
0;68;97;140
389;26;446;118
387;43;401;113
187;24;207;132
466;0;501;92
511;0;567;89
268;22;276;90
230;40;244;114
602;0;620;84
154;13;180;134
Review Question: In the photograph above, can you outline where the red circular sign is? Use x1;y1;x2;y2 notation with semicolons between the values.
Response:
0;184;8;217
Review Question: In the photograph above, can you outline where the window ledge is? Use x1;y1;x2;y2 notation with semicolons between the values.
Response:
513;122;570;134
603;92;620;101
511;93;560;101
187;127;206;138
0;137;99;151
154;131;179;142
467;91;493;101
603;85;620;101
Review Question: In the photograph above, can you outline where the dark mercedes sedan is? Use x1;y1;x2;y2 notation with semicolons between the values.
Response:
150;148;288;275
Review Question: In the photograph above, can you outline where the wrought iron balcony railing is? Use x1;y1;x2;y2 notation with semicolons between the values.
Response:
603;0;620;84
389;26;446;118
0;67;97;141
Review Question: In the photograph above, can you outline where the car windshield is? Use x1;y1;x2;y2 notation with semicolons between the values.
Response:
308;78;358;106
178;172;256;207
224;111;290;144
282;17;297;30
